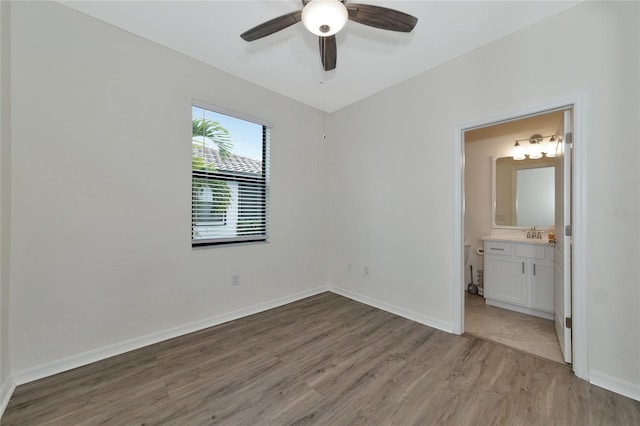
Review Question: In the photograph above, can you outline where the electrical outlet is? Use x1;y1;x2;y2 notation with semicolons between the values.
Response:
364;266;370;276
232;274;240;286
348;263;352;272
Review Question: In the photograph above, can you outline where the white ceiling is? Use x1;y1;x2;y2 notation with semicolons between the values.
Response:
59;1;580;112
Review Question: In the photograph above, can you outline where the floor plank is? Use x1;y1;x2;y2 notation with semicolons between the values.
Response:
3;292;639;425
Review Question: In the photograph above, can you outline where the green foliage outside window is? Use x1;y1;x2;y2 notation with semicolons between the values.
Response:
192;119;233;237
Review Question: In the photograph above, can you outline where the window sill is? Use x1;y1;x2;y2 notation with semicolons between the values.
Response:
192;239;270;249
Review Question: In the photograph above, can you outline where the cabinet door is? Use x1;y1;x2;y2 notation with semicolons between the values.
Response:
485;255;527;306
531;262;554;312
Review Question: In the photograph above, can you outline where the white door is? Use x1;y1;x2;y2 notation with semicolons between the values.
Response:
554;109;572;363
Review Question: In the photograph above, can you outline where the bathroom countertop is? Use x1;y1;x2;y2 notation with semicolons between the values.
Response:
481;235;555;246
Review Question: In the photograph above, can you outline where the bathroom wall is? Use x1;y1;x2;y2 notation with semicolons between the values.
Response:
464;112;562;283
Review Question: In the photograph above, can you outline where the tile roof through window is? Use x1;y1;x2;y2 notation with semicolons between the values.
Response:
193;145;262;175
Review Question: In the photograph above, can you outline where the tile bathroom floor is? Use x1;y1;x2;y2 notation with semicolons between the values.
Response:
464;292;565;364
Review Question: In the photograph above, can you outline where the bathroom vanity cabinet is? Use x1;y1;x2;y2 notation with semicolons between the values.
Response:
483;238;554;320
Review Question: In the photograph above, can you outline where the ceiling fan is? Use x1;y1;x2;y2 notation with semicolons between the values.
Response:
240;0;418;71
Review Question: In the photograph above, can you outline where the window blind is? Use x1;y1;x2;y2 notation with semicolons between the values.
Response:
191;106;270;246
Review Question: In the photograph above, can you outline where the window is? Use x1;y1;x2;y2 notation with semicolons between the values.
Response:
192;103;270;246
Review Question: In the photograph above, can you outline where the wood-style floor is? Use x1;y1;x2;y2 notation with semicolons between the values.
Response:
464;293;564;364
3;292;639;425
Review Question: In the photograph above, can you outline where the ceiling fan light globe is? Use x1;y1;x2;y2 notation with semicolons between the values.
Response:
302;0;348;37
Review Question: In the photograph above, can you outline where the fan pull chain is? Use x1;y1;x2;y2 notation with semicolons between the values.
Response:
320;72;327;140
323;112;327;140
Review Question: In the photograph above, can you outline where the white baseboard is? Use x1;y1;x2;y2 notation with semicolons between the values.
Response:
329;286;453;333
0;376;15;419
590;370;640;402
12;285;329;386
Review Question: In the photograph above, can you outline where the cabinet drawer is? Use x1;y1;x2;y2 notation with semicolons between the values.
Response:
485;241;512;256
515;244;545;260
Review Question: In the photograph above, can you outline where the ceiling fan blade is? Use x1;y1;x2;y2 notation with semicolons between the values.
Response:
346;3;418;32
319;35;337;71
241;10;303;41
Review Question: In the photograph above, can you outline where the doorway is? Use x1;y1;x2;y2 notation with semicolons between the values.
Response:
464;110;565;363
452;97;588;379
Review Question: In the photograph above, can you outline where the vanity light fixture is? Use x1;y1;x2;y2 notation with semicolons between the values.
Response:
528;135;544;159
544;136;559;158
512;141;526;160
512;134;559;160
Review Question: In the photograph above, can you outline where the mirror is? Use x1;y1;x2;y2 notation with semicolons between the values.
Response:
493;156;555;228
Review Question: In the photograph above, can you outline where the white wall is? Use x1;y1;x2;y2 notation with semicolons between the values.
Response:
464;132;515;285
0;0;13;410
329;0;639;397
9;1;330;376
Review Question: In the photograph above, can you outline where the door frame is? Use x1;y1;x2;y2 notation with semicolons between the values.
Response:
452;95;588;380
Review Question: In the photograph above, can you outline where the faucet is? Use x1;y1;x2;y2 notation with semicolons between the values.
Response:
527;226;543;239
